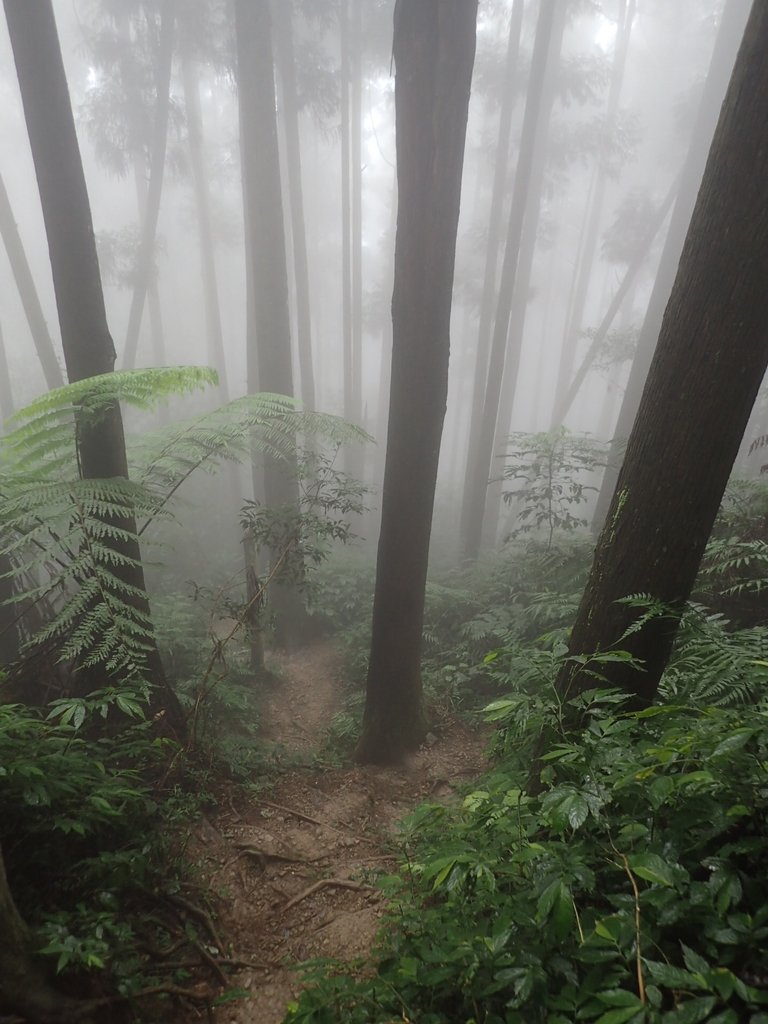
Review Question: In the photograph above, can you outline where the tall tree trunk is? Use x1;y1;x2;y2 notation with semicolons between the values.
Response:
235;0;301;646
460;0;566;563
555;0;768;710
4;0;185;738
551;0;635;420
272;0;315;410
132;157;168;372
0;170;62;389
482;17;568;548
593;0;751;530
460;0;523;556
181;51;230;398
122;0;175;370
349;0;364;479
355;0;477;764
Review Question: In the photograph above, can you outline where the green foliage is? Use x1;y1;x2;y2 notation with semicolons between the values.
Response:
286;677;768;1023
241;445;369;594
0;369;368;687
501;429;607;548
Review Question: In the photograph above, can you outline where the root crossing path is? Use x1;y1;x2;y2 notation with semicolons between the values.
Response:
183;641;489;1024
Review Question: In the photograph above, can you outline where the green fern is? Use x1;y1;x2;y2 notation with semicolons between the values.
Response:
0;368;370;686
662;606;768;706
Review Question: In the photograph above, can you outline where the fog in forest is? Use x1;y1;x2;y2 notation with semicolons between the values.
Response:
0;0;757;583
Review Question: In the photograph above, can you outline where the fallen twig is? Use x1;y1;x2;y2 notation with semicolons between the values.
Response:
282;877;376;913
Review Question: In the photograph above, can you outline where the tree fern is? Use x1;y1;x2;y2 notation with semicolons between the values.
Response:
0;368;370;689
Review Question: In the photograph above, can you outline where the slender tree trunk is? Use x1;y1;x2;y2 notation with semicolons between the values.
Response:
483;25;568;548
181;51;230;398
555;0;768;709
132;158;168;372
373;176;397;499
551;0;635;420
592;0;752;531
355;0;477;764
235;0;301;646
460;0;523;556
0;170;62;389
461;0;566;563
272;0;315;411
551;174;679;428
349;0;364;478
4;0;185;738
122;0;175;370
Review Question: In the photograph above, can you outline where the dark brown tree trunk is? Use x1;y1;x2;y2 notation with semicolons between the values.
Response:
273;0;315;411
4;0;185;738
122;0;175;370
593;0;752;531
235;0;302;646
355;0;477;764
0;170;62;390
460;0;566;563
181;51;230;399
555;0;768;708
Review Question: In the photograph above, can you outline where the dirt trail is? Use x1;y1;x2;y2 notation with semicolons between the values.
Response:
187;641;489;1024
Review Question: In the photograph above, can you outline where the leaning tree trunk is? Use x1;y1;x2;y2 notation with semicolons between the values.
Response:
4;0;186;738
555;0;768;709
355;0;477;764
460;0;566;563
592;0;751;530
122;0;175;370
0;170;62;390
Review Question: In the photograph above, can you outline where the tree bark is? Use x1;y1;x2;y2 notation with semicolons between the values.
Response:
592;0;752;530
460;0;566;563
0;170;62;390
273;0;315;411
4;0;185;738
356;0;477;764
555;0;768;707
122;0;175;370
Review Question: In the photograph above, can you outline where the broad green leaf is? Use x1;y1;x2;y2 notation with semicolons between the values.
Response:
628;852;675;887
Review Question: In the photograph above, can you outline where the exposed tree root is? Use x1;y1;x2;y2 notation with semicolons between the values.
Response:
281;878;376;913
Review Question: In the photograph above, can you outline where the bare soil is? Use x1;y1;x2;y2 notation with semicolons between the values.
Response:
183;641;489;1024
